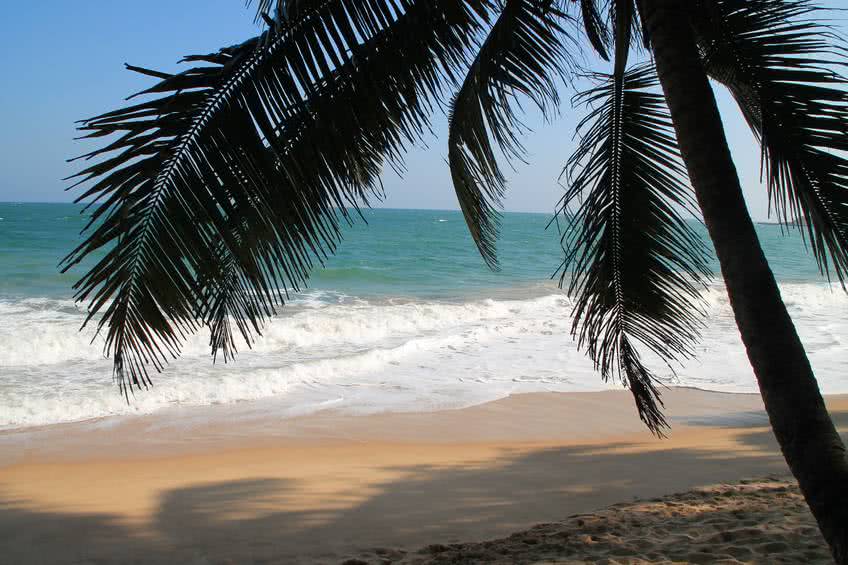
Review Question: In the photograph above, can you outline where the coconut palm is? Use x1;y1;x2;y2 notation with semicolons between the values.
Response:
65;0;848;560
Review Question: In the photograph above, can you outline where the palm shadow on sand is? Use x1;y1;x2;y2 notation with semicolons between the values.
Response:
1;413;844;564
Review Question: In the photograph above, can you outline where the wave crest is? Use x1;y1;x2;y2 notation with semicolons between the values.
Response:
1;282;845;429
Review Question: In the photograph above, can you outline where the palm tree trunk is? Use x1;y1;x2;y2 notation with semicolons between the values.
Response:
638;0;848;561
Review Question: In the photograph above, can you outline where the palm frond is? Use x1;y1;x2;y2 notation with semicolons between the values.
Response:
568;0;642;71
246;0;275;21
199;0;494;361
578;0;610;61
449;0;574;268
245;0;289;25
65;0;494;393
612;0;634;75
693;0;848;283
559;64;712;434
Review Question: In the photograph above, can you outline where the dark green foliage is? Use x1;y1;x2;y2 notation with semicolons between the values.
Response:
558;64;712;432
578;0;610;61
448;0;574;268
693;0;848;282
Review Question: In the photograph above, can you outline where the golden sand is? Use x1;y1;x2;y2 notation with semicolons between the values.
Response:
0;389;844;564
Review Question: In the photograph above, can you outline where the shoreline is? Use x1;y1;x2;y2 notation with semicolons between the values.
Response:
0;383;780;442
0;383;761;442
2;387;775;463
2;389;846;564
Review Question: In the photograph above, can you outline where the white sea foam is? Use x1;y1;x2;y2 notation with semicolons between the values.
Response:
1;283;846;429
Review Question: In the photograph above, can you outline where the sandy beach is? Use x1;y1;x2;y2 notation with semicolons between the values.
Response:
1;388;845;564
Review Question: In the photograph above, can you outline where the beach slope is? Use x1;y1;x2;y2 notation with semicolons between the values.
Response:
1;388;845;564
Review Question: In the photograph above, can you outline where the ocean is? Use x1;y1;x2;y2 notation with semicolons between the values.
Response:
1;202;845;430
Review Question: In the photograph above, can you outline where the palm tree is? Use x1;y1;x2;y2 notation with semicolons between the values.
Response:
66;0;848;560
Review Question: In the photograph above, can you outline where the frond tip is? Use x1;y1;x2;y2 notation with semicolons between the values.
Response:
559;64;712;435
449;0;574;269
578;0;610;61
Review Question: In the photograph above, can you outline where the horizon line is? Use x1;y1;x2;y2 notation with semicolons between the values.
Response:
1;201;784;223
0;201;559;215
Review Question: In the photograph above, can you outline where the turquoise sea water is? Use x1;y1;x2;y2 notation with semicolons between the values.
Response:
0;203;831;299
0;203;845;429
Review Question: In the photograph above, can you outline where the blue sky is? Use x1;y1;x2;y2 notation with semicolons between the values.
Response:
0;1;843;220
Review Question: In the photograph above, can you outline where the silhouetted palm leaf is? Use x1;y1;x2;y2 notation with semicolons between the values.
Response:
694;0;848;282
448;0;573;268
65;0;494;393
559;64;712;433
200;0;494;360
577;0;610;61
247;0;276;22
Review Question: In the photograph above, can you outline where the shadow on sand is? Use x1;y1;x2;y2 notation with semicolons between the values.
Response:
1;413;844;564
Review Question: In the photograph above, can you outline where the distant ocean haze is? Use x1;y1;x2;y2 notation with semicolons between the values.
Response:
0;203;845;429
